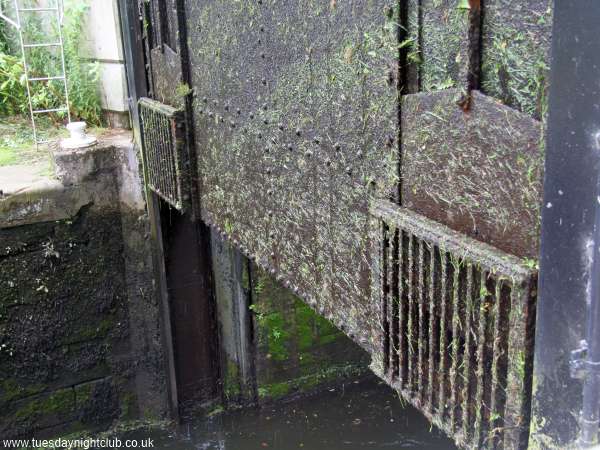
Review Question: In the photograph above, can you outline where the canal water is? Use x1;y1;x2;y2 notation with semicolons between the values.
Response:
124;376;457;450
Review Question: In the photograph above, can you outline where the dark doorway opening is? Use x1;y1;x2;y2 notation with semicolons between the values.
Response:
158;198;219;415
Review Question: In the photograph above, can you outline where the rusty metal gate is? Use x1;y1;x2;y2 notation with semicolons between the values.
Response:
131;0;557;448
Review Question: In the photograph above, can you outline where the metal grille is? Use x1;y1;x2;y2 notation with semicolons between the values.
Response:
372;201;537;450
139;97;187;211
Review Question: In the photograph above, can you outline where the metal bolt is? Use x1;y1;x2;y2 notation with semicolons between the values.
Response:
305;150;313;157
287;143;293;151
346;166;352;175
295;128;301;136
237;108;241;115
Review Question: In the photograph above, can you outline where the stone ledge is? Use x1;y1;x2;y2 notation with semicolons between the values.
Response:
0;130;135;230
0;182;92;230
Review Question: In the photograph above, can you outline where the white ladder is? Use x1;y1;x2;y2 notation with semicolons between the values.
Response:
0;0;71;146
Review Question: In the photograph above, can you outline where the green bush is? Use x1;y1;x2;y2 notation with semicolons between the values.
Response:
0;0;103;125
0;53;27;116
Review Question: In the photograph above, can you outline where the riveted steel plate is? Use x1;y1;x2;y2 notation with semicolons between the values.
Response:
185;0;399;350
401;89;543;259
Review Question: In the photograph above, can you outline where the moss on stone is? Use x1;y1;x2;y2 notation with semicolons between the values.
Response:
14;388;74;421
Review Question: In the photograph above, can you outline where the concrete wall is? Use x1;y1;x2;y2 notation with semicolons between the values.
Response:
82;0;129;128
0;133;168;439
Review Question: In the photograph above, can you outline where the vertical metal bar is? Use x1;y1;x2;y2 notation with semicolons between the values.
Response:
377;219;386;374
417;240;426;398
398;229;406;387
462;263;474;440
427;244;438;413
489;280;505;447
473;272;489;447
382;222;390;375
120;0;180;420
162;115;170;199
152;112;163;194
534;2;600;447
390;227;399;377
407;234;415;392
503;283;532;450
438;251;449;416
449;257;461;432
158;112;167;195
145;110;156;190
173;115;185;209
161;114;172;198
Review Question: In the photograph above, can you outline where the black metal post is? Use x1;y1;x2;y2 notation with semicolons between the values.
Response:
117;0;180;419
533;1;600;447
580;167;600;445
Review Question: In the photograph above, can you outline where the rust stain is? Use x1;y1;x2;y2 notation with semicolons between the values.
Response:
468;0;481;11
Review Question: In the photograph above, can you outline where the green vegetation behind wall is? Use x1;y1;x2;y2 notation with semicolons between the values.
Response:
249;265;370;402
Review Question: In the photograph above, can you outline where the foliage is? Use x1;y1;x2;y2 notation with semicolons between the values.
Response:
0;0;102;124
0;53;27;116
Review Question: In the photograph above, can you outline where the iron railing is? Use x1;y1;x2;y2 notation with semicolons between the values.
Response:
372;200;537;450
139;97;187;211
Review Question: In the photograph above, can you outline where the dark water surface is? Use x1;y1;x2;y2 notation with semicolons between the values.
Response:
125;377;457;450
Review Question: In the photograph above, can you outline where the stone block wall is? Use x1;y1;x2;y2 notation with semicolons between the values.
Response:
212;234;369;408
0;133;168;439
250;265;370;401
